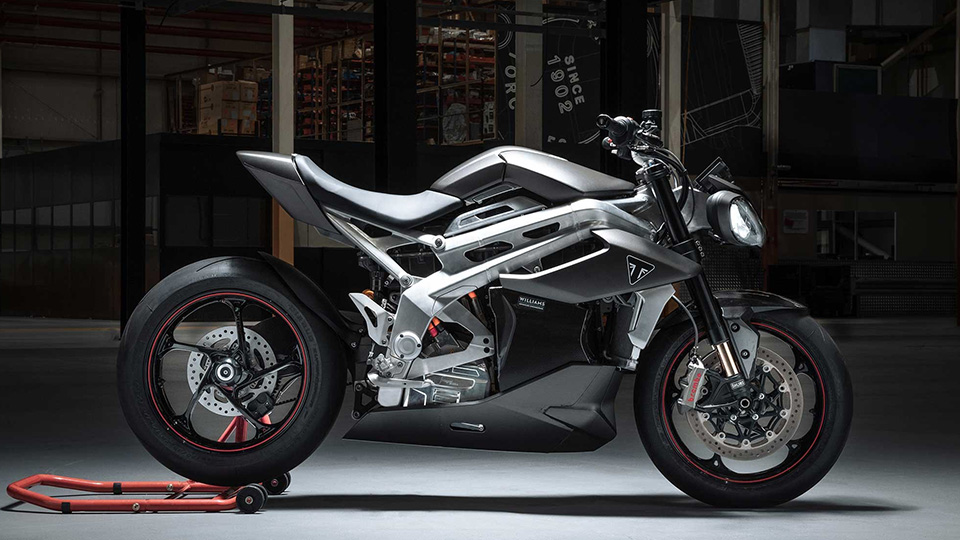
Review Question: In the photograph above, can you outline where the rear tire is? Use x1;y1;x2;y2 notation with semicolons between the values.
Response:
118;257;345;486
635;311;852;507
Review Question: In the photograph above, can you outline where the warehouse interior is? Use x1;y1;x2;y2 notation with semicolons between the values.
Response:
2;1;960;538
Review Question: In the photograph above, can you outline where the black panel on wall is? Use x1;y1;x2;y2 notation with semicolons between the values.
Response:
779;89;958;182
680;18;765;177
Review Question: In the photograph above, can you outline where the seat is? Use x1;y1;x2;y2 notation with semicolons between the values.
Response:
293;155;462;229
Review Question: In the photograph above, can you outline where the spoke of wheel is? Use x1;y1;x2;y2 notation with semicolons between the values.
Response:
237;360;303;391
224;298;250;368
221;390;270;432
176;382;212;433
162;341;223;358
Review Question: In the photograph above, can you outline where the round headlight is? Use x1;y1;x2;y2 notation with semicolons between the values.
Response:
706;191;766;247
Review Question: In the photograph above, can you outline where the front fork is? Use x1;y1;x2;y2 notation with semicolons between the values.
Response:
644;163;747;387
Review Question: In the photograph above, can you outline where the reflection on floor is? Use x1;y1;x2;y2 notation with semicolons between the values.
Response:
1;317;957;539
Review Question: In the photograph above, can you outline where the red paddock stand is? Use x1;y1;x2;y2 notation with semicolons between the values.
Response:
6;472;291;514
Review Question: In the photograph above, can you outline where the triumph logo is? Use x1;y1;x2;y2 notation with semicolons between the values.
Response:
626;255;655;286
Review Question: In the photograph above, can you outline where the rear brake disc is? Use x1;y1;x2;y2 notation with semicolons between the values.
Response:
186;327;277;417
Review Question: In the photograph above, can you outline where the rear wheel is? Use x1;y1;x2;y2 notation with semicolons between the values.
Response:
118;257;345;486
635;312;852;507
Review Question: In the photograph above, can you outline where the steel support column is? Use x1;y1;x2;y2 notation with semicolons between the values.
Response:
271;0;295;263
374;0;417;192
119;3;146;329
1;49;4;158
602;0;647;179
761;0;780;276
660;0;682;155
515;0;543;150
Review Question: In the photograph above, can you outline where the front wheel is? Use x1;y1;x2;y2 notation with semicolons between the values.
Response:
117;257;345;486
635;311;852;507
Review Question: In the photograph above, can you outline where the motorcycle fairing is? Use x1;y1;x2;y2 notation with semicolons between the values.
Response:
344;364;621;452
500;228;701;304
430;146;637;202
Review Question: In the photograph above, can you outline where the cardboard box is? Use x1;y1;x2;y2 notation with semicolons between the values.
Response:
239;102;257;122
198;117;216;135
218;119;239;135
200;81;248;104
198;117;241;136
240;119;257;136
238;66;257;81
200;101;239;122
342;38;358;60
321;45;334;65
238;81;258;102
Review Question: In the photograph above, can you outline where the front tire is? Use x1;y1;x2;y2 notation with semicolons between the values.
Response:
635;311;852;507
117;257;345;486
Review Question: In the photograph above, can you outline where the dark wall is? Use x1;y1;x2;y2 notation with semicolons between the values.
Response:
680;18;766;178
1;140;145;319
1;133;510;318
780;89;958;182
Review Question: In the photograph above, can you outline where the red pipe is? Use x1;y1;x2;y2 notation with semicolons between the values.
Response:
1;34;260;58
2;13;316;44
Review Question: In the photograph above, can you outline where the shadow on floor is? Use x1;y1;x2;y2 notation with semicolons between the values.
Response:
267;493;910;517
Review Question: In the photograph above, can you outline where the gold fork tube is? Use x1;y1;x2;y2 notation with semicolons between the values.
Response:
715;341;742;377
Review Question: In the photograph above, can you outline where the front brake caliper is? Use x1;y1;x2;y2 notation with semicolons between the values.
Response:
676;356;708;413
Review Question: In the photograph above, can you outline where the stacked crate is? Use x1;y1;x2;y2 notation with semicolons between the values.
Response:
198;81;259;136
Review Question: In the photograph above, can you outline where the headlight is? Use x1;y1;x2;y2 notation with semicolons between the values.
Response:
706;191;766;247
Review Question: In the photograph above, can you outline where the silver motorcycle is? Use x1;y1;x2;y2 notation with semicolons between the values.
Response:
118;111;852;507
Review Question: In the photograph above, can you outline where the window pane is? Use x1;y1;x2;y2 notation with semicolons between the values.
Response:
1;210;13;253
93;201;114;249
53;205;71;250
815;210;855;260
856;211;896;260
212;197;268;248
15;208;32;252
36;206;52;251
164;196;209;247
72;202;91;250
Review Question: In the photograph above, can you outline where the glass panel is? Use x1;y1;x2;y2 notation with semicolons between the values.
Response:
36;206;52;251
15;208;33;252
1;210;13;253
93;201;114;249
53;205;71;250
72;202;91;250
856;211;896;260
212;197;268;248
815;210;856;260
164;196;209;247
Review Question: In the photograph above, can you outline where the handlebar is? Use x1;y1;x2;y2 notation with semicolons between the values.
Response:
596;112;663;154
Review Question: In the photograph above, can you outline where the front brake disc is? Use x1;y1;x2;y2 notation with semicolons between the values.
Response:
685;346;804;460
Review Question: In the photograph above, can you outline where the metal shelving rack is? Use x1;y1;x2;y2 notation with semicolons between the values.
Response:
296;34;375;142
415;18;497;145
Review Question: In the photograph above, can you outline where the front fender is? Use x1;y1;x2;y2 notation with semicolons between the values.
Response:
653;289;808;377
656;289;807;331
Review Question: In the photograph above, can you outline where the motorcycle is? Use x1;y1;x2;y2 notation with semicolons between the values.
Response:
118;111;852;507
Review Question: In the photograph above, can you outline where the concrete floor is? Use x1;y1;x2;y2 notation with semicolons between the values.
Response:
1;316;959;540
